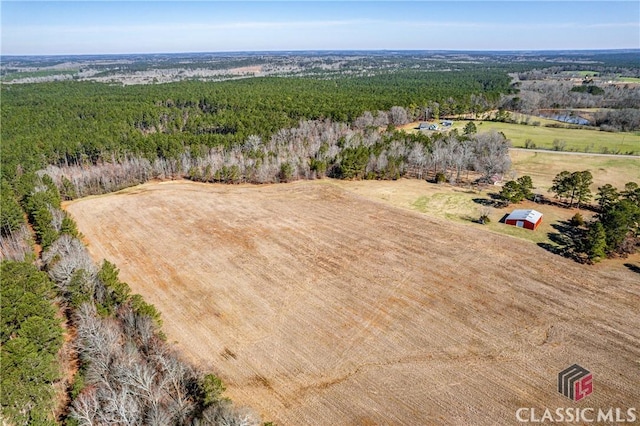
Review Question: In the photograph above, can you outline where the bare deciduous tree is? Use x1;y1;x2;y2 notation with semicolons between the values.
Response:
0;224;33;261
354;111;374;129
389;106;409;126
472;130;512;181
70;387;100;426
42;235;96;287
198;400;261;426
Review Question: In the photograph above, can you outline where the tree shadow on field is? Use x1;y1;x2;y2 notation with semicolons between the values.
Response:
472;193;506;208
472;197;494;206
461;214;491;224
624;263;640;274
537;220;587;263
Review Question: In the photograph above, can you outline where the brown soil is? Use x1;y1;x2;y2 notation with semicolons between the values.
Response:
53;308;79;422
229;65;263;74
65;180;640;425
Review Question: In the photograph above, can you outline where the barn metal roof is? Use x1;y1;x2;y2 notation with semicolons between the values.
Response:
506;209;543;223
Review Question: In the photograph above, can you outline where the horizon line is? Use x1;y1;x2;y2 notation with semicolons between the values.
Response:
3;48;639;58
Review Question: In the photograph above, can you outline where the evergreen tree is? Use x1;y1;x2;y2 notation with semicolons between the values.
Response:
550;171;572;204
1;261;63;425
584;221;607;262
98;259;131;311
0;181;25;237
596;184;619;211
622;182;640;207
499;180;525;205
463;121;477;135
599;198;640;255
574;171;593;209
516;175;534;200
549;171;592;208
499;175;534;205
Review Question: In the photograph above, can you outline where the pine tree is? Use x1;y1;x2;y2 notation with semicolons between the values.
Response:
549;171;592;208
574;171;593;209
596;184;619;211
0;182;25;237
622;182;640;207
499;175;534;205
550;171;572;205
499;180;524;204
463;121;477;135
584;221;607;262
516;175;534;200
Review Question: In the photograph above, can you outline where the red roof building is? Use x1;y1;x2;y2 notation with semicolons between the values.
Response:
505;209;543;230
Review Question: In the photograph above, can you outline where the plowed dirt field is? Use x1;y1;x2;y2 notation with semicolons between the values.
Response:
65;180;640;425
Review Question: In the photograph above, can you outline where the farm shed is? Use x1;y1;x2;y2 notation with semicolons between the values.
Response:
505;209;543;230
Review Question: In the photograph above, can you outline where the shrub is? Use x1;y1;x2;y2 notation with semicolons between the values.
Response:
479;214;491;224
309;158;327;178
570;212;585;227
279;162;293;182
435;172;446;184
552;139;567;151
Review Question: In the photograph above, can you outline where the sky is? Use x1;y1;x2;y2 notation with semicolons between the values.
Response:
1;1;639;55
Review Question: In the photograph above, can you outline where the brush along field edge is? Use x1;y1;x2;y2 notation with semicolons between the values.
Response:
65;180;640;425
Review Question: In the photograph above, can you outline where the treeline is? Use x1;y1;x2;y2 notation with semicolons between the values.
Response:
43;238;258;424
1;174;261;425
592;108;640;132
38;116;512;199
510;79;640;112
504;68;640;132
1;70;512;181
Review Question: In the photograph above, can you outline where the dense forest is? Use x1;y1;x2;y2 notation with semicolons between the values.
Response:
1;69;512;181
2;51;639;425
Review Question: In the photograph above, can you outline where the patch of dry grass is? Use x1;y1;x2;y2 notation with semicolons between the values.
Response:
510;150;640;191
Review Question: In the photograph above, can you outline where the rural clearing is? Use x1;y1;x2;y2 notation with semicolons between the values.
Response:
65;180;640;425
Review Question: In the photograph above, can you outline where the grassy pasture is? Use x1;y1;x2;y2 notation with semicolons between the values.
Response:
1;70;76;81
618;76;640;83
561;70;598;77
401;118;640;154
334;147;638;245
453;121;640;154
510;150;640;190
334;179;589;246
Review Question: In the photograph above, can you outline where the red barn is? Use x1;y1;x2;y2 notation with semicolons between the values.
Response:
505;209;543;230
